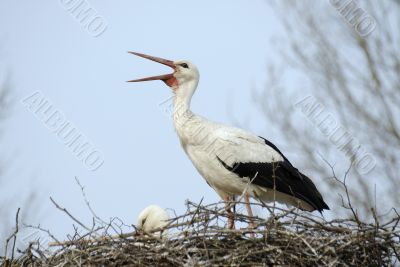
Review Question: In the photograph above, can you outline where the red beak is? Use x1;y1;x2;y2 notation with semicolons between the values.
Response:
127;51;178;88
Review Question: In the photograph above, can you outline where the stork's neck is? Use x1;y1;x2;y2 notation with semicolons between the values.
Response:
173;97;191;116
172;93;194;129
172;79;199;136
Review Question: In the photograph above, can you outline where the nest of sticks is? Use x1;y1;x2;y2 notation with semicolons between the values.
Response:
2;198;399;267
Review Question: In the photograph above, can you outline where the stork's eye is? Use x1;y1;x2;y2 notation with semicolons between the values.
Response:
180;63;189;69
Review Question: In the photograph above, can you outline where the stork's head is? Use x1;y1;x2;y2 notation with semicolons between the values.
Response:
137;204;169;238
127;52;199;97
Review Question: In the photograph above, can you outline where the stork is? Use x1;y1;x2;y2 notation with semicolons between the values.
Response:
128;52;329;229
137;205;169;238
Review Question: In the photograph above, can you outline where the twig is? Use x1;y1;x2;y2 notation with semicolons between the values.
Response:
50;197;91;231
4;208;20;261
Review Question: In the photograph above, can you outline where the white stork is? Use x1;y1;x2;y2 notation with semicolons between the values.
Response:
137;205;169;238
128;52;329;229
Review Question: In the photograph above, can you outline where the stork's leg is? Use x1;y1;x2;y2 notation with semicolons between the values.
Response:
245;193;256;237
223;195;235;229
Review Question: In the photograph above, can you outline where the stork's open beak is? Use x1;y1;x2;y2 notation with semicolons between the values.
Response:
127;51;178;88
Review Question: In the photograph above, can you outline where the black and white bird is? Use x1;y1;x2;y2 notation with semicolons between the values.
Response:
128;52;329;229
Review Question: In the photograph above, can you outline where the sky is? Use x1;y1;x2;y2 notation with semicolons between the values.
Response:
0;0;287;241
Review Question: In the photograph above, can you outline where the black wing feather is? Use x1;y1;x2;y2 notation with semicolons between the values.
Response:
217;137;329;212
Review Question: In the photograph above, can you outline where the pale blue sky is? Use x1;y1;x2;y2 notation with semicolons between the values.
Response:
0;0;290;239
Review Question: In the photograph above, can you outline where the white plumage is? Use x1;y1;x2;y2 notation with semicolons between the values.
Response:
128;52;329;229
137;205;169;237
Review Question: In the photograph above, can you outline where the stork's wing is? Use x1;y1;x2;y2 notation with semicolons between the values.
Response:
213;127;329;212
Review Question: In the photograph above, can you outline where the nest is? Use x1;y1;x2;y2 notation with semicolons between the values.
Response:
2;200;399;267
